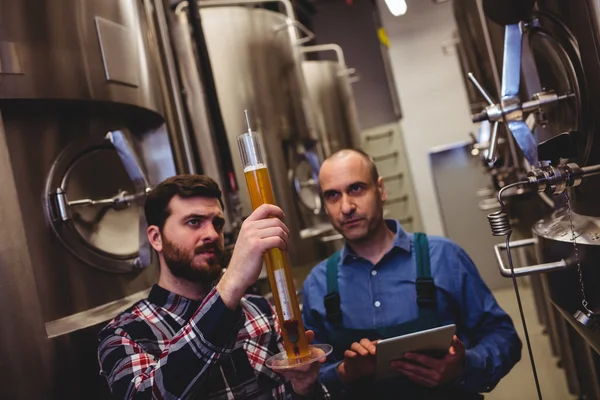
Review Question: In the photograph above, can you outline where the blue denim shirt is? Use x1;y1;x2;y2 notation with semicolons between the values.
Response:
302;220;522;395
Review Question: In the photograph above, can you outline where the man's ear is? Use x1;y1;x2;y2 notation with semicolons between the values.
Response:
147;225;163;252
377;176;387;201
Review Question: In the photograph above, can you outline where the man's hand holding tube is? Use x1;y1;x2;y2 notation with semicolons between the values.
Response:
276;330;326;396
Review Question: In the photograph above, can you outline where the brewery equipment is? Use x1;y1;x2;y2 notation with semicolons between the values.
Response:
301;44;362;156
0;0;189;397
170;0;330;268
466;0;600;397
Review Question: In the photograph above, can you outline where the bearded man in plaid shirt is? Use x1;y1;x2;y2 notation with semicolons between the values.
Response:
98;174;329;399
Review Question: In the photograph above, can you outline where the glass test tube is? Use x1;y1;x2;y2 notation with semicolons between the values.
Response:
238;131;310;360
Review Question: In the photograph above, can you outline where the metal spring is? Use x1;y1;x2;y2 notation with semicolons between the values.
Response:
487;210;512;237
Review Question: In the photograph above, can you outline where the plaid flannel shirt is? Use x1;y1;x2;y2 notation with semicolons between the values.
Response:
98;284;329;399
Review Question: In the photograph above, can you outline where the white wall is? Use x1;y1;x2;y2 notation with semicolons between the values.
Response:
376;0;476;236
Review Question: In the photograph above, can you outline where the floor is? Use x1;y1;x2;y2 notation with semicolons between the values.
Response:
488;283;575;400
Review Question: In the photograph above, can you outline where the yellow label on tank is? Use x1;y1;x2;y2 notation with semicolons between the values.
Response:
378;27;390;48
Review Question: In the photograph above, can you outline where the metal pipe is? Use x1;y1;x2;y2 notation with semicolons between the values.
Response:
581;164;600;178
486;121;500;164
152;0;196;174
467;72;494;105
300;44;347;68
494;239;568;277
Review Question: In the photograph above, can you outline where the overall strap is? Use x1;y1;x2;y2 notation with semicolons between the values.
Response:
413;233;437;313
324;251;343;327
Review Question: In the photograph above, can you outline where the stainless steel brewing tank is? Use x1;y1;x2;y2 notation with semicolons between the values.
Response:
198;6;325;267
0;0;178;398
302;60;362;155
0;0;166;112
532;211;600;350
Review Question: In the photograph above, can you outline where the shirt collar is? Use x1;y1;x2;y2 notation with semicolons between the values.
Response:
340;219;411;264
148;284;202;320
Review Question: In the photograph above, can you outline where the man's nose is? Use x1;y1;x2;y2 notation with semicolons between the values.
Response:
202;224;219;242
340;194;356;215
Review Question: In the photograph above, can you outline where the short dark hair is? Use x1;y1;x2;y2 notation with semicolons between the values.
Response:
144;174;223;230
326;148;380;183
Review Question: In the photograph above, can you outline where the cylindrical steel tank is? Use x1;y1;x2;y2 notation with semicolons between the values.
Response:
301;45;361;156
171;3;328;268
0;0;183;398
470;0;600;397
302;60;361;155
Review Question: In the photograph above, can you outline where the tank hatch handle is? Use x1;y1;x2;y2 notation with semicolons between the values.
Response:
106;130;152;269
467;24;574;168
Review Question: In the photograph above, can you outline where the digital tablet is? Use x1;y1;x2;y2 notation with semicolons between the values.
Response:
375;324;456;381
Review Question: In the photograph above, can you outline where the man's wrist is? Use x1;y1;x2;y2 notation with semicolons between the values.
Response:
215;277;244;310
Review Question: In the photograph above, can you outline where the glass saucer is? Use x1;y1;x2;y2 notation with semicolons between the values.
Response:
265;344;333;371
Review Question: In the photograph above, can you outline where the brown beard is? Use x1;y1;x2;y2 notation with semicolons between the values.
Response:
161;235;224;283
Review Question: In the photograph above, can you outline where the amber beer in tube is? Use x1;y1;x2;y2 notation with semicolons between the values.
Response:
239;132;310;360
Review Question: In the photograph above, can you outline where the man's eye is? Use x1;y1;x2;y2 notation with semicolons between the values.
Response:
349;185;363;194
187;219;200;227
213;219;225;230
325;192;339;201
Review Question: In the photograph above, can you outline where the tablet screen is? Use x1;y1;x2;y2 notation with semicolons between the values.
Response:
375;324;456;381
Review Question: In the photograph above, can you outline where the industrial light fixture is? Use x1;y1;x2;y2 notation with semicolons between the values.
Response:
385;0;407;16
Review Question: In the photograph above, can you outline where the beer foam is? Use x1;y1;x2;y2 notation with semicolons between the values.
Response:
243;163;267;172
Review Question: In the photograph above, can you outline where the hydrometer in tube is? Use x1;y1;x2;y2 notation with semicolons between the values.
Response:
237;110;332;369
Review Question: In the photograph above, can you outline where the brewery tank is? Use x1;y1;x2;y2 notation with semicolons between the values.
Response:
301;44;362;156
0;0;186;397
171;2;328;268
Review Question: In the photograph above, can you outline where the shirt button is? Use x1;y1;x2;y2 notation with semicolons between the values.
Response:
371;270;377;276
374;301;381;307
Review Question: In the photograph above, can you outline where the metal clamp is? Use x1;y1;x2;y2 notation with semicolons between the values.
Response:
526;162;600;195
494;238;568;277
